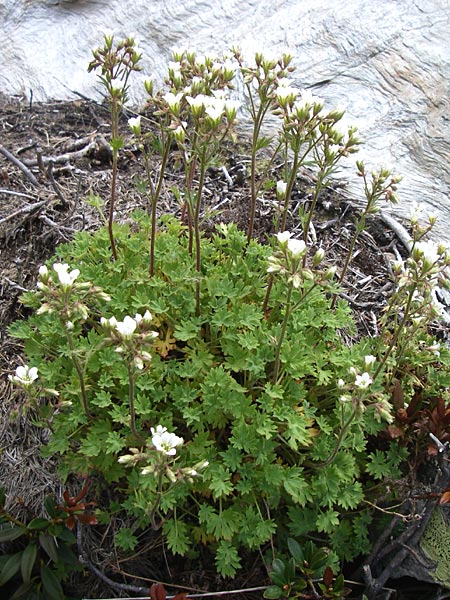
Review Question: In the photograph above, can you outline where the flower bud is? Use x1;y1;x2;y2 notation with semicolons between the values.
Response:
312;248;325;266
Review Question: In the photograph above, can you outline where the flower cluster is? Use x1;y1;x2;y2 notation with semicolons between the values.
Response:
101;311;158;369
36;263;110;325
150;425;184;456
268;231;333;289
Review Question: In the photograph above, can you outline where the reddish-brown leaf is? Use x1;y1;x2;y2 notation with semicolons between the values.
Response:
77;513;98;526
150;583;166;600
391;379;404;411
439;491;450;505
387;424;405;439
322;566;334;588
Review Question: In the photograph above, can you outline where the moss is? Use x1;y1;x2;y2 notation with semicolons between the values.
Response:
420;507;450;586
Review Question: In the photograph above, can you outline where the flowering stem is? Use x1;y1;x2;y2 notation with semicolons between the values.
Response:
272;282;293;384
146;131;171;277
108;99;120;261
66;330;92;419
372;286;416;383
279;149;300;232
302;170;325;244
127;362;144;444
330;213;367;310
247;99;273;244
311;405;358;468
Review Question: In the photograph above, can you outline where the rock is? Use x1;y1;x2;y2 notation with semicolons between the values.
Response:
1;0;449;241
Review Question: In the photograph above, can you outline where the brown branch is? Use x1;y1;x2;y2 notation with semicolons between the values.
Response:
0;144;39;186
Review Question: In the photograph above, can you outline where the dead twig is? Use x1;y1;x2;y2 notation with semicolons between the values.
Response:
0;199;48;225
0;144;39;186
47;160;68;207
22;134;111;167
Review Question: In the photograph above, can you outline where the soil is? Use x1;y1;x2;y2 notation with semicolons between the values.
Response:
0;92;447;599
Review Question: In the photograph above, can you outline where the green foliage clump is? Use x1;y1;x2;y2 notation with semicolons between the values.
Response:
5;34;450;590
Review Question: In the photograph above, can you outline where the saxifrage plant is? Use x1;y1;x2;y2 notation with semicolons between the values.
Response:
6;35;450;587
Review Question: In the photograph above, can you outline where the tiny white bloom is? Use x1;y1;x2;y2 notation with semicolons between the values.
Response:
355;372;372;389
415;241;440;265
163;92;184;109
337;378;346;388
128;116;141;134
152;427;184;456
276;180;287;198
9;365;38;386
38;265;49;277
53;263;80;287
115;315;138;339
287;238;306;258
364;355;376;368
275;231;292;244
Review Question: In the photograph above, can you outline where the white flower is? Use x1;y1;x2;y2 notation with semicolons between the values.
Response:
276;180;287;198
115;315;138;339
38;265;49;277
415;241;440;266
355;372;372;389
163;92;184;110
364;355;376;368
295;89;324;112
9;365;38;386
224;99;240;120
151;426;184;456
287;238;306;258
275;231;292;244
277;77;293;87
276;86;299;104
337;378;346;388
205;104;224;123
53;263;80;287
128;116;141;135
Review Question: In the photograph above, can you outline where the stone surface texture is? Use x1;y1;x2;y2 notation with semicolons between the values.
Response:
1;0;449;240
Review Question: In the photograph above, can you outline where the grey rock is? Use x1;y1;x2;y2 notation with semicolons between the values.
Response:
1;0;449;241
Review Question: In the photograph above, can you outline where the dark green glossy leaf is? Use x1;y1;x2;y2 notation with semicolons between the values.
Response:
0;551;22;586
21;542;37;584
0;524;26;542
287;537;304;565
40;565;64;600
39;534;59;564
28;518;50;531
263;585;283;599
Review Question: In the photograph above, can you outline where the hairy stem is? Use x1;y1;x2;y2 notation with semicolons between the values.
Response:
272;282;293;384
66;331;92;419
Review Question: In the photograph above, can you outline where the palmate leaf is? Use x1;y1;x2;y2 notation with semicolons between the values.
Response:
163;519;190;556
215;540;241;578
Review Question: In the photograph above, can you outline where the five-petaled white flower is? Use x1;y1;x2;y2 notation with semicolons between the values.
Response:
275;231;292;244
151;425;184;456
9;365;38;386
53;263;80;288
355;372;372;389
287;238;306;258
115;315;138;339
